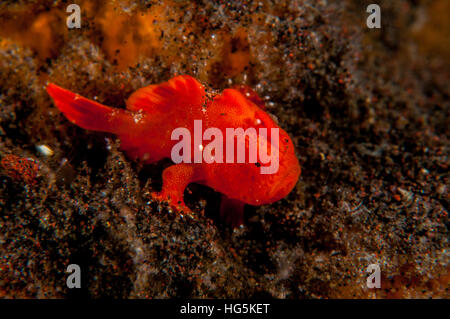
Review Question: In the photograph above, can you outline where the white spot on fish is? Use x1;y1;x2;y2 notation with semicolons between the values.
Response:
133;112;144;124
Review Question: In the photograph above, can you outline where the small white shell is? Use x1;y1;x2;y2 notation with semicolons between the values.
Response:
36;144;54;156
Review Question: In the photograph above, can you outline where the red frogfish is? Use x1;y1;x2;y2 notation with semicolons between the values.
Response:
46;75;300;226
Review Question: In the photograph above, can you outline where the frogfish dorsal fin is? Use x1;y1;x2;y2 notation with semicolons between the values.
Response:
126;75;206;113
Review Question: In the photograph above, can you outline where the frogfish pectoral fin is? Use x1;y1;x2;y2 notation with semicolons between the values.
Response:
152;163;201;216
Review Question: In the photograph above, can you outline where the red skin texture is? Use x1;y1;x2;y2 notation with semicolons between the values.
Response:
46;75;301;226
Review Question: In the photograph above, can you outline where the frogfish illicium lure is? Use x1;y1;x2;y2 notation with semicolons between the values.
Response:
46;75;300;226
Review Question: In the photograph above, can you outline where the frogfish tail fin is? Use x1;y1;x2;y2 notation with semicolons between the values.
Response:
46;83;132;134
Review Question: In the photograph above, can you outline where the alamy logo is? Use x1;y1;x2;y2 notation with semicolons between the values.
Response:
366;264;381;288
171;120;280;174
366;4;381;29
66;264;81;288
66;4;81;29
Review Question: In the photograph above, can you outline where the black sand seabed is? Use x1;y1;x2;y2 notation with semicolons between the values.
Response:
0;0;448;298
